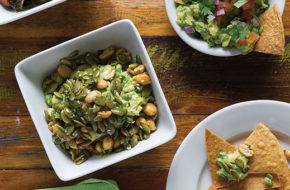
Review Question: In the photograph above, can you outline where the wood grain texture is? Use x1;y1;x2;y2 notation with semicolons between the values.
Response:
0;168;168;190
0;0;289;37
0;1;290;189
0;37;290;115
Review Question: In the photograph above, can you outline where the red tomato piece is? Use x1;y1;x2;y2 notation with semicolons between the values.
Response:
217;0;232;12
224;1;232;11
238;38;247;45
242;8;255;20
241;0;255;11
246;32;259;44
1;0;11;7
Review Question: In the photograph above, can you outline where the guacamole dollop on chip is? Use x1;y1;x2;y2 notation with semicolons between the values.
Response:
206;124;287;190
205;128;237;187
216;150;250;182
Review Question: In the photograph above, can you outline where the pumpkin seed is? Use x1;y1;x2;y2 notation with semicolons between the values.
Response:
61;110;71;124
60;58;73;67
111;107;127;116
46;82;58;93
130;134;138;147
68;50;79;59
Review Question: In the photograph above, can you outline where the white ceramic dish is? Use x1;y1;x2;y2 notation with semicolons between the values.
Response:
0;0;66;25
15;19;177;181
165;0;286;57
166;100;290;190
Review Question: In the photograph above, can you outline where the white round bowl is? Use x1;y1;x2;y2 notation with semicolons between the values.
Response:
165;0;286;57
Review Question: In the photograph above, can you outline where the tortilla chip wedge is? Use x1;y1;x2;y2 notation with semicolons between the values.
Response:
254;4;285;55
243;123;288;176
205;129;237;187
217;173;281;190
279;168;290;190
208;185;218;190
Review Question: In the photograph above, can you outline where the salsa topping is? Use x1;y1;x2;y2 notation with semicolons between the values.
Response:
175;0;269;54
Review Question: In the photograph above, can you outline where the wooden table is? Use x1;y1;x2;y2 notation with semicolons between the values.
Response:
0;0;289;189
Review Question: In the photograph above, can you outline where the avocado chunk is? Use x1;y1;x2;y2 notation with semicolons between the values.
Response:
216;150;250;182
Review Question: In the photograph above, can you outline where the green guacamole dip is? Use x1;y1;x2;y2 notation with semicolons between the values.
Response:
216;150;250;182
175;0;269;54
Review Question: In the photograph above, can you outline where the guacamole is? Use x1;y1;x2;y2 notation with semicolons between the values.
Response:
216;150;250;182
175;0;269;54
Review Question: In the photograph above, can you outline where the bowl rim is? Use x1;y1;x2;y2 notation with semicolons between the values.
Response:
0;0;67;25
164;0;286;57
15;19;177;181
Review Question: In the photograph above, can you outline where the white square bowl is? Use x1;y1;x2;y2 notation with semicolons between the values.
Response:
0;0;66;25
15;19;177;181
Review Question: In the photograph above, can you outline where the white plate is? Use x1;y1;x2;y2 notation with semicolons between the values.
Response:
165;0;286;57
166;100;290;190
0;0;66;25
15;19;176;181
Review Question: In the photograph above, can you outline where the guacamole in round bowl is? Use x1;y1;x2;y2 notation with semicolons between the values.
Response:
175;0;269;54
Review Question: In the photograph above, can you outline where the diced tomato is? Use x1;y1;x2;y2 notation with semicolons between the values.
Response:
242;8;255;20
0;0;10;7
246;32;259;44
217;0;232;12
241;0;255;10
238;38;247;45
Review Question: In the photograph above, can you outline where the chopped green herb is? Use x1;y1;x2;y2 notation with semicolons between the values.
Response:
200;5;213;16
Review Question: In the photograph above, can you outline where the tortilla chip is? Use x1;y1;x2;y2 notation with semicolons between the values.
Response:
278;168;290;190
243;123;288;176
254;4;285;55
217;173;281;190
208;185;218;190
205;128;237;187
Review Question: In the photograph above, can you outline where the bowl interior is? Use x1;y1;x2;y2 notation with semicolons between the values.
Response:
15;20;176;181
165;0;285;57
0;0;66;25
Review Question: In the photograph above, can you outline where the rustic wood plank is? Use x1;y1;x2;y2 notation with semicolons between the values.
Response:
0;1;289;190
0;168;167;190
0;115;204;168
0;0;289;38
1;37;290;116
0;0;175;38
